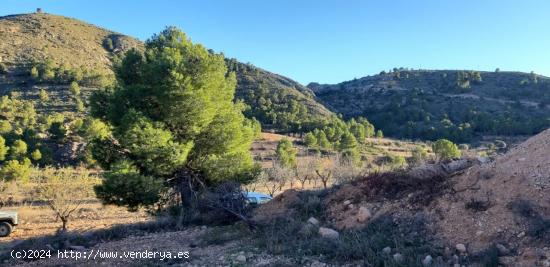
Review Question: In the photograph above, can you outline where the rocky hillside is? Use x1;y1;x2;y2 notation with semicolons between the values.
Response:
0;13;334;133
0;13;140;71
309;69;550;143
227;59;334;133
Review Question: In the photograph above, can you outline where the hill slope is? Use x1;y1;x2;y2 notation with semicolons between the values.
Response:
227;59;334;133
0;13;334;133
309;69;550;142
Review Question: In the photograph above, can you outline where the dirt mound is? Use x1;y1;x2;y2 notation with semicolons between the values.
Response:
435;128;550;253
252;189;302;224
253;128;550;265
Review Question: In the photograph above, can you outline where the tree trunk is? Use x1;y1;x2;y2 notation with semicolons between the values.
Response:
61;217;68;231
179;175;195;210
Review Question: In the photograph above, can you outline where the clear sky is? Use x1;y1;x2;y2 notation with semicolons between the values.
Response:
2;0;550;84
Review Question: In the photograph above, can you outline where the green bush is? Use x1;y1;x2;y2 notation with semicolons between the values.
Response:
432;139;461;161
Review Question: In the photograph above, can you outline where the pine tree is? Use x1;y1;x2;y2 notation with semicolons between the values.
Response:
433;139;461;161
39;89;50;102
70;81;81;96
276;138;297;169
304;132;317;147
92;27;259;211
0;136;8;161
316;130;331;149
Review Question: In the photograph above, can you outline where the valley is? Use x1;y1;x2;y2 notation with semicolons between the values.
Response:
0;8;549;267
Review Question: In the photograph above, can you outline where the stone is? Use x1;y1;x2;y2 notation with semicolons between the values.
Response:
517;231;526;238
498;256;515;265
343;200;351;206
307;217;320;226
422;255;433;266
496;243;509;256
542;260;550;267
318;227;339;239
455;243;467;253
236;254;247;262
356;206;372;223
382;246;391;254
393;253;404;263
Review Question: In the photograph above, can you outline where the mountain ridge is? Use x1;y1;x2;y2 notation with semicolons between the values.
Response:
309;69;550;142
0;13;334;133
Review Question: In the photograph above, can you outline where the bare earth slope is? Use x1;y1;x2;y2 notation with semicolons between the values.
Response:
0;13;140;71
254;128;550;265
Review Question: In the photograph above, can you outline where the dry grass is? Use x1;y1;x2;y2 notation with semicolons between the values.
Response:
0;202;150;244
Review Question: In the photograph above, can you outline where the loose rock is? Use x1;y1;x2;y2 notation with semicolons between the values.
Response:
496;243;509;256
393;253;404;263
307;217;320;226
382;246;391;254
318;227;339;239
422;255;433;266
236;254;247;262
456;243;467;253
356;206;372;223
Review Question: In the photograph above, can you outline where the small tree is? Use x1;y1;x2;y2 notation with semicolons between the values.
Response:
317;131;331;150
69;81;81;97
0;159;32;183
35;167;98;231
10;140;27;160
314;157;333;189
0;136;8;161
376;130;384;138
76;98;85;112
261;163;291;197
31;149;42;162
295;157;320;189
276;138;297;169
433;139;461;161
304;132;317;148
39;89;50;103
410;146;428;166
49;122;67;142
30;66;39;80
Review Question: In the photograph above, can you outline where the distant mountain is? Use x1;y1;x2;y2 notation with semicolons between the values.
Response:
0;13;334;133
309;69;550;142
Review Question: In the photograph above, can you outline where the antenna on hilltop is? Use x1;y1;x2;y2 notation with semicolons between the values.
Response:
36;8;43;14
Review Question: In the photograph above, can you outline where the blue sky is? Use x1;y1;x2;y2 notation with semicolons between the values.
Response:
2;0;550;84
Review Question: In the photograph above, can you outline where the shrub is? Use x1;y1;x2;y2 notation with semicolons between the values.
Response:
254;215;441;265
0;159;32;183
410;146;428;166
432;139;461;161
69;81;80;96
